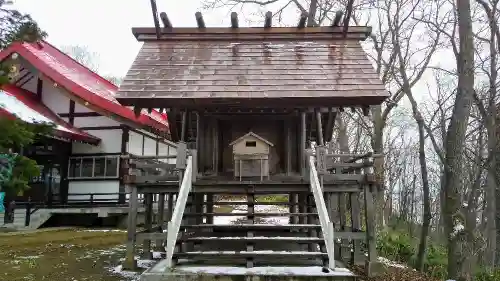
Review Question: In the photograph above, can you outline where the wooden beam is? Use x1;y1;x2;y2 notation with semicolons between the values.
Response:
231;12;239;28
213;119;219;174
149;0;161;39
332;11;343;27
300;111;306;178
324;108;337;143
264;11;272;28
195;12;205;28
297;12;308;29
160;12;172;28
362;106;370;116
169;110;180;142
133;107;142;118
285;120;292;175
343;0;355;35
316;109;324;146
180;111;187;142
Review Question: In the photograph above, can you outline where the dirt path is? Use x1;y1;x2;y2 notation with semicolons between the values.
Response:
0;228;134;281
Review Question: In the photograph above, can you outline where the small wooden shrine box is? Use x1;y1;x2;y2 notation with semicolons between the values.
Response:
229;132;274;181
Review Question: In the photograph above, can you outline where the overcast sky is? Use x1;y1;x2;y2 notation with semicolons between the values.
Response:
11;0;234;77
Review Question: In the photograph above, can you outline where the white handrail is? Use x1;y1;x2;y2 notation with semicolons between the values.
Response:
308;155;336;269
164;155;193;268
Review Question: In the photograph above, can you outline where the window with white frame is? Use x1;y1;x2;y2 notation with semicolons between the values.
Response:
68;156;119;179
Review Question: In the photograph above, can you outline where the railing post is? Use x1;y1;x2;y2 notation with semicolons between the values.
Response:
316;145;327;192
189;149;197;183
90;194;94;205
25;197;31;227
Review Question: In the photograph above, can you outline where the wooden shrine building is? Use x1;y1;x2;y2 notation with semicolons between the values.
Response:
116;4;389;279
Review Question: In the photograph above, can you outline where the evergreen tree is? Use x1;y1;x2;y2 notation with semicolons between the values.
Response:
0;0;51;196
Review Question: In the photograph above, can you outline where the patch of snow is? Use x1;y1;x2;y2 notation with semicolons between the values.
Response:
17;255;42;259
378;257;408;269
452;223;465;237
137;259;157;268
152;251;163;259
108;265;140;280
171;265;354;276
79;229;127;233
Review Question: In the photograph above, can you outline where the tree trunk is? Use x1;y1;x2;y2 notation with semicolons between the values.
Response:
413;112;432;271
443;0;475;279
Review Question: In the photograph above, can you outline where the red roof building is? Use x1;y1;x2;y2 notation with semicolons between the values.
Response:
0;40;176;208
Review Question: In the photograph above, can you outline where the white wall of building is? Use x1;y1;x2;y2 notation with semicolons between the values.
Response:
72;129;123;154
127;129;177;164
68;181;120;201
73;116;120;128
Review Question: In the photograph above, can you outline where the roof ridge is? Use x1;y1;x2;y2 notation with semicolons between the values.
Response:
39;40;119;90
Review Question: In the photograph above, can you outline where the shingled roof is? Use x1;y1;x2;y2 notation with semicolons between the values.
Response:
116;18;389;109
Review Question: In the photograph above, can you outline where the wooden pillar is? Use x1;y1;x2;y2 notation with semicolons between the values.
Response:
180;111;187;142
290;193;299;224
194;193;204;225
142;193;153;259
285;119;292;175
350;191;362;265
213;119;219;174
167;193;174;221
206;193;214;224
365;184;378;275
196;112;204;174
307;194;317;252
298;193;307;225
316;109;324;146
124;185;138;270
300;111;307;178
155;193;166;251
246;189;255;268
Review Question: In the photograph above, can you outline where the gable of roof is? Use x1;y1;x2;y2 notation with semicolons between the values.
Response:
229;132;274;147
0;40;170;134
0;84;101;145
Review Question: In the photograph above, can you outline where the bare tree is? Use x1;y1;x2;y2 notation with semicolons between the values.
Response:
440;0;476;278
61;45;122;86
472;0;500;269
60;45;100;73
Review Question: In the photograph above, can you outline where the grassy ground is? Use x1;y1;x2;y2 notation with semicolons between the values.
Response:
0;228;133;281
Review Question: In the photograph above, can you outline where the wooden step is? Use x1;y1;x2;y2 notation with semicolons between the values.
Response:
181;224;321;230
182;236;325;242
174;251;328;258
180;231;365;240
184;212;316;217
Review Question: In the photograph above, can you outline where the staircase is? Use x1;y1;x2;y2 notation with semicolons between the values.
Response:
163;153;339;272
11;208;52;229
172;222;334;268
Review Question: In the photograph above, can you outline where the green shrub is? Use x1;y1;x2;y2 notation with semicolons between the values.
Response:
424;243;447;279
377;229;414;263
475;269;500;281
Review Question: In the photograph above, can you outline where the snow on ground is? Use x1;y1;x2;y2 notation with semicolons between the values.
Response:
78;229;127;233
212;200;289;225
377;257;409;269
171;265;355;276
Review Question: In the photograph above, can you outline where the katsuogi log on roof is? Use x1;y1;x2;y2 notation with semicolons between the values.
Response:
116;12;389;109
